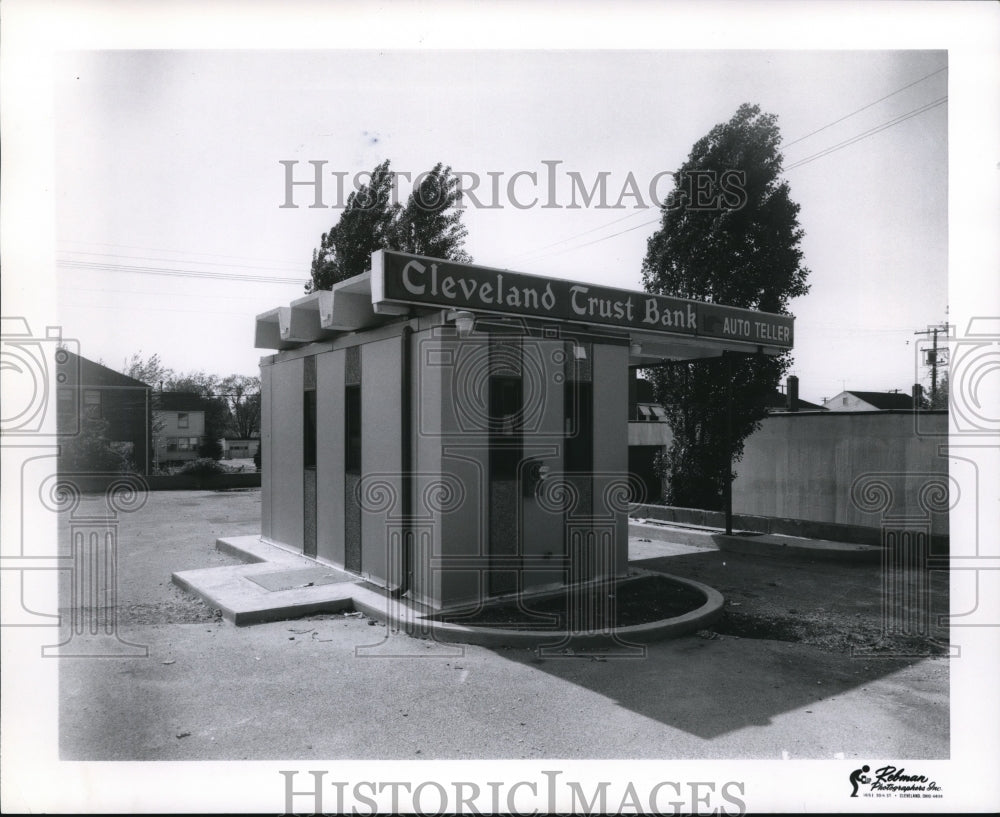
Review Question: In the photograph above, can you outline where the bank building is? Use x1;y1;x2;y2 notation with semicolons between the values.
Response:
252;251;794;615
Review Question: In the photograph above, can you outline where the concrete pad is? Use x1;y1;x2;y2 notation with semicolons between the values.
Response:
246;566;358;592
629;534;716;561
629;520;722;549
713;532;883;563
171;535;724;644
630;519;883;563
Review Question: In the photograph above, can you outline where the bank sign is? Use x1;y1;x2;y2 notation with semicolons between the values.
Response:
371;250;793;349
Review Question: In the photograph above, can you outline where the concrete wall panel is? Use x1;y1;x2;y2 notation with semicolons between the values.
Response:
267;357;304;549
316;349;346;565
260;362;273;539
411;330;445;606
592;343;629;577
360;337;402;584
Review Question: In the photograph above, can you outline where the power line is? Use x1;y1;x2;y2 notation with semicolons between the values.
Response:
512;97;949;264
59;284;276;302
784;65;947;149
512;67;949;266
58;239;306;270
57;259;306;286
57;300;256;318
58;249;306;275
539;216;662;258
507;215;663;268
501;208;653;265
785;96;946;171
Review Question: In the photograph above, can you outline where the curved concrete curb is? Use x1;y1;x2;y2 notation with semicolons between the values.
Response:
177;537;725;642
354;571;725;649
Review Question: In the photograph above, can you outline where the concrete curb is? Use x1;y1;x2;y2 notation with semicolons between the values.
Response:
172;536;725;646
358;572;725;649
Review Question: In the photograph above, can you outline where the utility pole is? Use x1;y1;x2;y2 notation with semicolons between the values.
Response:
724;351;734;536
913;323;949;407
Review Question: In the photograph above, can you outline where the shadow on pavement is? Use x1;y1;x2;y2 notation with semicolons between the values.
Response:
493;636;939;742
490;546;949;742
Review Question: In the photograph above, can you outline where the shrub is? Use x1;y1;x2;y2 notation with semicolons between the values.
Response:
58;417;134;473
198;438;224;460
178;457;227;476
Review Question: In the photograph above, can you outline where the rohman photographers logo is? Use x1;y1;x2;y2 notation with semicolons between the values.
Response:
849;764;942;800
279;160;748;212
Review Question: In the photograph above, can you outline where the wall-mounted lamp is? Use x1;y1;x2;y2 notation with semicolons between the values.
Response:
446;310;476;338
630;341;643;357
573;343;588;360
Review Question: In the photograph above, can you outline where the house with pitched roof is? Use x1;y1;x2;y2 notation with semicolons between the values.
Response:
56;351;153;474
153;392;210;467
822;390;914;412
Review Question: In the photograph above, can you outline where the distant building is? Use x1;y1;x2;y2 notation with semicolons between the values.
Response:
222;437;260;460
758;375;825;414
56;351;153;474
823;390;913;412
628;374;670;503
154;392;208;466
626;375;828;501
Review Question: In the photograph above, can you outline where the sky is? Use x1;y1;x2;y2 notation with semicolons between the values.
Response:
50;48;950;404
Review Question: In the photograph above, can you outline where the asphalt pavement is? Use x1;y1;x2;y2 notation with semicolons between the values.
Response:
57;489;949;761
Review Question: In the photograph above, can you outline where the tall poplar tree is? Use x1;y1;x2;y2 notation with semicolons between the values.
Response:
394;163;472;263
307;160;400;291
642;103;810;509
306;160;471;292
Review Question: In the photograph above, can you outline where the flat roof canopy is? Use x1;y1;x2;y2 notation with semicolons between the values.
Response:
256;250;795;364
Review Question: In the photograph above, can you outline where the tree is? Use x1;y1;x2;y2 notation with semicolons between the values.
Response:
59;415;134;473
219;374;261;439
306;159;472;292
928;372;949;410
642;103;811;510
166;371;220;396
117;356;261;462
121;351;170;390
394;163;472;262
307;160;399;291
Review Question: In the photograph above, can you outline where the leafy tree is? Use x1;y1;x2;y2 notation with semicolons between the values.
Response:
642;103;811;510
59;416;134;473
118;356;262;459
166;371;220;396
307;159;401;291
121;351;170;390
218;374;261;439
394;163;472;262
306;159;472;292
928;372;949;410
